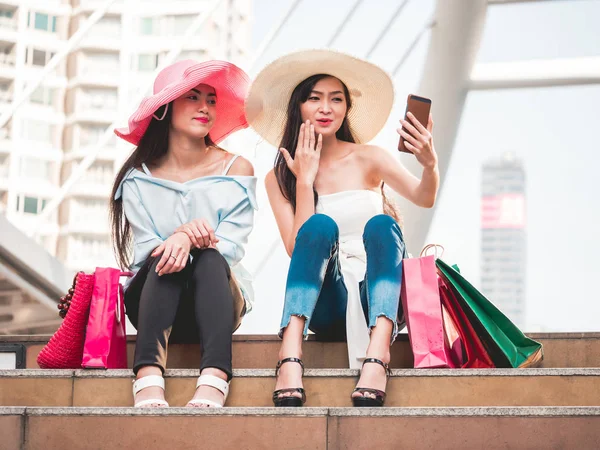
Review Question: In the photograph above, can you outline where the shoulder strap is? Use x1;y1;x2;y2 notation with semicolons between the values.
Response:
222;154;240;175
141;163;152;176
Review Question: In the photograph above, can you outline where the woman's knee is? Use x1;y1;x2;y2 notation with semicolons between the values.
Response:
192;248;229;275
363;214;403;242
296;214;339;247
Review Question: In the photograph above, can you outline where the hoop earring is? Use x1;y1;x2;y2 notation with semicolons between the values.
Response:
153;104;169;121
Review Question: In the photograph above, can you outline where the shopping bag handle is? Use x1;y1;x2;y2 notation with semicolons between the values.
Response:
116;272;133;323
420;244;445;259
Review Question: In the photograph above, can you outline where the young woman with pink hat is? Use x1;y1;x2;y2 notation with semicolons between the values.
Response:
111;59;256;408
246;50;439;407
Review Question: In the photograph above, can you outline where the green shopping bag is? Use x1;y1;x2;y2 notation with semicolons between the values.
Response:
436;258;543;368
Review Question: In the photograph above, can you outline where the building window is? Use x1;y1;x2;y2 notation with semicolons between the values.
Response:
26;48;55;67
16;196;47;215
30;86;56;107
137;54;159;71
79;124;105;147
88;16;121;38
82;52;119;76
179;50;206;61
21;119;53;144
171;15;194;36
28;12;57;33
81;88;117;110
88;161;113;185
19;158;53;182
140;17;155;35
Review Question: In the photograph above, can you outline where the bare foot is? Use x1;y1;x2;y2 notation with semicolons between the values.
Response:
352;359;389;400
274;358;304;400
187;368;228;408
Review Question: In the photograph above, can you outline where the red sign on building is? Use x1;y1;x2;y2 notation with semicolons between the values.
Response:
481;194;526;229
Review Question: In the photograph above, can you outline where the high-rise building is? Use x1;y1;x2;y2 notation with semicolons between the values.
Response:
0;0;252;273
481;153;527;328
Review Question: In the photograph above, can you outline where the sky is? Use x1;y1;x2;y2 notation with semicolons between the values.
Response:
231;0;600;334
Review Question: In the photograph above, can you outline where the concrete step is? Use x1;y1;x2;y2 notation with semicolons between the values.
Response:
2;406;600;450
2;368;600;408
3;332;600;369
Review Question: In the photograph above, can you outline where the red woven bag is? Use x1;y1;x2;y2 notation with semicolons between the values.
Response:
37;272;95;369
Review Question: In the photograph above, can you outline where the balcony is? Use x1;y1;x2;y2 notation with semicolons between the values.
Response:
78;24;122;52
0;16;17;43
0;127;11;154
136;1;212;16
69;91;118;125
0;51;15;79
70;64;120;88
74;0;124;15
65;161;114;199
0;88;12;106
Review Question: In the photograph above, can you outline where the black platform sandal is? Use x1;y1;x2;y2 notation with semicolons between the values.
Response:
272;357;306;407
351;358;391;407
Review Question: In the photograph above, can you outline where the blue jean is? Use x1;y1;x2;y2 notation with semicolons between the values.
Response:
279;214;407;342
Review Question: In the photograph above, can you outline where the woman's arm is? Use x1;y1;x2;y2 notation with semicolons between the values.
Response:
266;121;322;257
121;181;191;275
367;113;439;208
265;170;316;257
213;156;256;265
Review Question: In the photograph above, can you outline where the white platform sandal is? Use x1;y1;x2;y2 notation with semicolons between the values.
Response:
186;374;230;408
133;375;169;408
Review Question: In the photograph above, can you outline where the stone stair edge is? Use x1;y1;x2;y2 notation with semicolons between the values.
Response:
2;332;600;344
3;406;600;417
3;368;600;378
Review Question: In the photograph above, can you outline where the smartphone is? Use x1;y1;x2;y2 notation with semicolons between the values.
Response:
398;94;432;153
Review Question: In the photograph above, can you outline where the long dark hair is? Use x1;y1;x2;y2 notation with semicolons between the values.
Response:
109;103;218;269
274;74;400;222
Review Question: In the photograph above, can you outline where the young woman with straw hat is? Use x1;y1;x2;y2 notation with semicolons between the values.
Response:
111;59;257;408
246;49;439;407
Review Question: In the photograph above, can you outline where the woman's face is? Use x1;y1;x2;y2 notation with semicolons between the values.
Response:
299;76;348;138
170;83;217;140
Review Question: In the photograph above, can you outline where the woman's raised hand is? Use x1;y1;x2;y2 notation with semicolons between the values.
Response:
398;112;438;170
279;120;322;185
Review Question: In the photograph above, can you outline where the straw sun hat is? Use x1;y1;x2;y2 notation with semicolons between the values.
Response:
245;49;394;147
115;59;250;145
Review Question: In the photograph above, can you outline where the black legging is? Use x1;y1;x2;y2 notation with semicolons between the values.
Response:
125;248;235;379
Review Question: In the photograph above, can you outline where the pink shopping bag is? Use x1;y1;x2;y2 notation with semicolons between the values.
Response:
81;268;131;369
401;254;455;368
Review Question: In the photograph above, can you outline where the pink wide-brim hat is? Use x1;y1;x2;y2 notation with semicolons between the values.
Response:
115;59;250;145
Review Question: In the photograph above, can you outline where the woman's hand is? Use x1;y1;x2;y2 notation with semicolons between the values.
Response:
398;112;438;170
151;232;192;276
175;219;219;249
279;119;323;186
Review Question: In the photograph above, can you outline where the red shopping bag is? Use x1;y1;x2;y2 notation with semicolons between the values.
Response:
37;273;95;369
442;303;465;367
81;268;131;369
401;254;455;368
438;275;495;368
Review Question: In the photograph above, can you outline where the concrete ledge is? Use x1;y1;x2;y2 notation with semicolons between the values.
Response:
5;407;600;450
0;407;25;415
18;406;600;417
25;407;329;416
3;368;600;378
7;333;600;369
329;406;600;417
3;332;600;343
0;369;74;377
